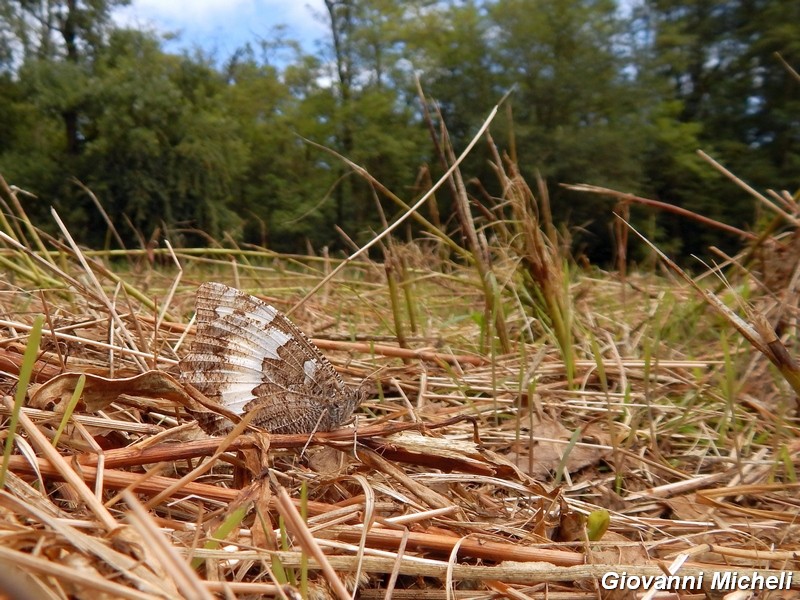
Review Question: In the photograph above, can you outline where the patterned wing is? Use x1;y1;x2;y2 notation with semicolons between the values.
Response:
179;282;363;434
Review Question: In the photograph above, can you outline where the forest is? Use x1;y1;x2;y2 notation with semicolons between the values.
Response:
0;0;798;262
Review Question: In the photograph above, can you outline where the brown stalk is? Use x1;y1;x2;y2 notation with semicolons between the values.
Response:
275;486;351;600
124;490;215;600
621;215;800;407
356;447;455;510
420;88;511;354
565;183;757;240
2;396;117;531
326;526;585;566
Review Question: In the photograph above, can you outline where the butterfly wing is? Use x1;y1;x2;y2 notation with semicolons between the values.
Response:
179;282;362;434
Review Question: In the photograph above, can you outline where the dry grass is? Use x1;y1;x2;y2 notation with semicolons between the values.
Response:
0;146;799;600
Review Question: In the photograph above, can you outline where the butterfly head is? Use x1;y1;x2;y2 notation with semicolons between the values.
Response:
327;381;367;429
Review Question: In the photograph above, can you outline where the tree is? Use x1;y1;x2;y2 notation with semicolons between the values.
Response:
489;0;643;182
632;0;800;256
80;30;248;244
404;0;497;147
0;0;131;154
312;0;428;245
220;44;311;249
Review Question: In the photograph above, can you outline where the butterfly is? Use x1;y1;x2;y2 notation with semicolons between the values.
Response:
179;282;364;435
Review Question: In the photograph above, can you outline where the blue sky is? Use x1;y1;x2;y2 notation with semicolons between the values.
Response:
114;0;328;61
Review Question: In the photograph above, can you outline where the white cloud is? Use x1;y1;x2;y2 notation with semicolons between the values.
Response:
114;0;328;57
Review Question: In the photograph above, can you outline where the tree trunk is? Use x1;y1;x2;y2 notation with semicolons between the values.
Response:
61;0;80;155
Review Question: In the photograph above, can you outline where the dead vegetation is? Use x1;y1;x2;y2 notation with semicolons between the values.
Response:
0;123;799;599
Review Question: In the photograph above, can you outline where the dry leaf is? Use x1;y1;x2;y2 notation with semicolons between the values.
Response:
509;415;611;479
29;370;192;413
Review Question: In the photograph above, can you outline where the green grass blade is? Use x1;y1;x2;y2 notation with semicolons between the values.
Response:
52;374;85;447
0;314;44;490
190;503;249;570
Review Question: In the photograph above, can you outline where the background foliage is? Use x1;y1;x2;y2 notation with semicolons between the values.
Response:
0;0;797;260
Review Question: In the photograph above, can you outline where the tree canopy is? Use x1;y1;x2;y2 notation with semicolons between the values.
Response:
0;0;797;260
